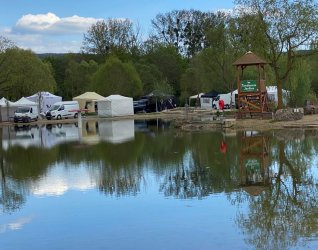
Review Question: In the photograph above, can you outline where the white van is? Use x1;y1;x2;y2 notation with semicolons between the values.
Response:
45;101;79;120
14;106;39;123
214;92;236;109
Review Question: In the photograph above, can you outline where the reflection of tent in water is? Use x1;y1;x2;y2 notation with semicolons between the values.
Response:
98;119;134;144
80;120;100;145
1;124;80;150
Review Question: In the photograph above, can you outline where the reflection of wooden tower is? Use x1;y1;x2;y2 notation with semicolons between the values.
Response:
239;131;270;196
233;51;269;118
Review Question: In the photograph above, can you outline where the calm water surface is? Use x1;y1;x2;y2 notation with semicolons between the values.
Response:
1;119;318;250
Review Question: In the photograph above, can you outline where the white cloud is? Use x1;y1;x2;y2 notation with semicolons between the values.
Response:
13;12;101;35
31;165;96;196
1;12;133;53
0;216;34;233
1;30;82;53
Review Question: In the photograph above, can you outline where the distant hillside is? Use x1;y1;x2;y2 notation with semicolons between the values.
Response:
37;53;80;59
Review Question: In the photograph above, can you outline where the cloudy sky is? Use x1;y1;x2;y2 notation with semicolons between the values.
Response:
0;0;234;53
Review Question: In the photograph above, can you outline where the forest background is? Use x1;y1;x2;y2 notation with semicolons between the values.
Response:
1;0;318;109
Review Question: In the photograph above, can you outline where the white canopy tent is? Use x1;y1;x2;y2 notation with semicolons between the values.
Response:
97;95;134;117
188;93;205;106
73;92;105;113
0;97;15;122
12;97;39;116
266;86;290;105
26;91;62;113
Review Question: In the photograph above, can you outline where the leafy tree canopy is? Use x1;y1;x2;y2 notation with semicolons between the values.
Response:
0;48;56;100
92;56;142;97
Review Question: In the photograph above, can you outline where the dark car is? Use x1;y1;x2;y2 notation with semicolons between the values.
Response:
304;99;318;115
133;99;148;113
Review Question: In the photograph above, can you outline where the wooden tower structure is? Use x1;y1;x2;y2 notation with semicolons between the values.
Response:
233;51;269;118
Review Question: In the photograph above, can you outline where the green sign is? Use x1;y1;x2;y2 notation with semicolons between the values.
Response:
244;159;261;171
241;80;258;92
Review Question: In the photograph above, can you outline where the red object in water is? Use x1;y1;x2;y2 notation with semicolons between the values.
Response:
219;99;225;110
220;141;227;153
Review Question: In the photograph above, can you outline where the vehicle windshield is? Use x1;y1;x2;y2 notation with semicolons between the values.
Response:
15;107;30;113
49;105;60;111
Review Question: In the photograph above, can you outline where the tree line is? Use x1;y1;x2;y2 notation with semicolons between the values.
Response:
1;0;318;108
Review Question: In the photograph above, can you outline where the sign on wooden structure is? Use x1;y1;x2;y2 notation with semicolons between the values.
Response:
241;80;258;92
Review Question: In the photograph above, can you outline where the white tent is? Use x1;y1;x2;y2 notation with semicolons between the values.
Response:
0;97;15;122
188;93;205;106
12;97;39;116
73;92;105;113
266;86;289;105
13;97;38;107
26;91;62;113
97;95;134;117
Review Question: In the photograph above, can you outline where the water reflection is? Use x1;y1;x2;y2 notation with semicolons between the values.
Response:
233;129;318;250
1;124;318;249
1;119;137;150
239;131;270;196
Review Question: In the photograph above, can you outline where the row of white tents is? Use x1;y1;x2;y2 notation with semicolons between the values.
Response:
0;91;135;122
71;92;134;117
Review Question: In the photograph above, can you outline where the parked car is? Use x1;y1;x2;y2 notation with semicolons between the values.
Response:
304;99;318;115
133;99;148;113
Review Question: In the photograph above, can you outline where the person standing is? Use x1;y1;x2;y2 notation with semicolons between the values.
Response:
219;98;225;111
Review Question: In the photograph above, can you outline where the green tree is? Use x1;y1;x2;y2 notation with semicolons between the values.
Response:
145;44;186;97
151;10;224;57
180;54;213;102
0;48;56;100
0;36;16;86
63;59;98;100
204;16;238;92
234;0;318;109
153;79;174;98
82;19;140;57
287;59;313;107
42;55;69;97
92;56;142;97
135;62;163;95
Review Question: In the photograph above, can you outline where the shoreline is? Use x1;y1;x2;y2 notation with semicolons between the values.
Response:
1;108;318;131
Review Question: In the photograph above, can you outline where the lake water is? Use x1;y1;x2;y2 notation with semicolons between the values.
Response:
1;119;318;250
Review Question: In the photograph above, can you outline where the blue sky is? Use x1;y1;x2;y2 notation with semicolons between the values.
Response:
0;0;234;53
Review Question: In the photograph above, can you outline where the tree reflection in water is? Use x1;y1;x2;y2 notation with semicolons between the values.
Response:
233;130;318;250
3;124;318;248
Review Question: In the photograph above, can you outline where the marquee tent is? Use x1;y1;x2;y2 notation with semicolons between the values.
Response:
13;97;39;116
266;86;290;105
73;92;105;113
200;91;219;110
0;97;15;122
188;93;205;106
26;91;62;113
97;95;134;117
